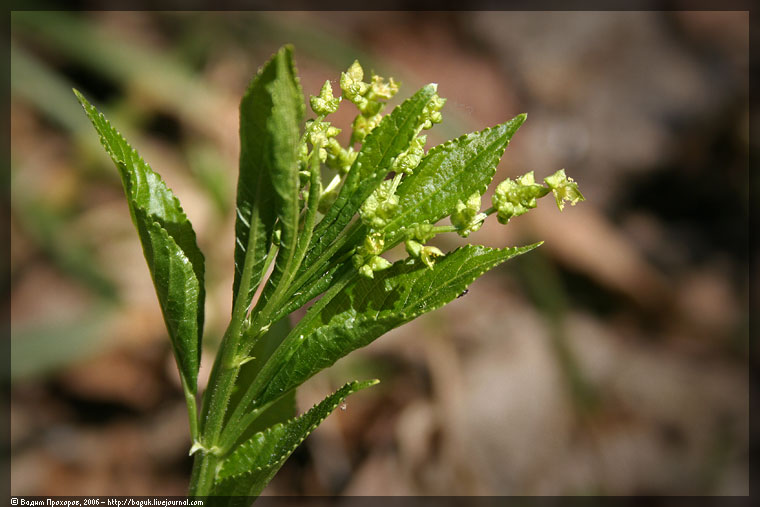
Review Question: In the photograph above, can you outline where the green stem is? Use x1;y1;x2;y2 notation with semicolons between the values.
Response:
242;218;362;349
188;324;242;496
195;147;337;472
218;267;356;451
288;219;362;298
388;172;403;195
181;377;199;445
221;221;361;442
189;211;280;496
430;225;458;234
247;147;323;340
236;129;327;359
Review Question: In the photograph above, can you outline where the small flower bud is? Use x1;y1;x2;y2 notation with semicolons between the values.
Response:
544;169;585;211
310;80;341;115
451;192;484;237
405;239;424;258
351;113;383;144
340;61;370;111
404;223;444;269
406;222;435;243
354;252;392;279
323;139;356;175
346;60;364;82
368;255;392;272
368;74;399;101
360;180;399;229
492;171;550;224
363;233;385;256
308;121;340;147
420;245;444;269
419;93;446;130
392;135;426;175
358;263;374;279
307;121;341;163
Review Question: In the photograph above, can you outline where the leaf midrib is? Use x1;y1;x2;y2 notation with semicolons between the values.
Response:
259;248;511;403
386;128;508;235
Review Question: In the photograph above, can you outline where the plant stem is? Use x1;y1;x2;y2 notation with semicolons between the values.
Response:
189;212;277;496
430;225;458;234
180;376;199;444
188;326;239;496
287;219;361;299
218;267;356;451
221;221;362;442
245;148;322;347
190;145;326;495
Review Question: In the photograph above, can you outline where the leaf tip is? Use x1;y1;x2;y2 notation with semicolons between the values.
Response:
72;88;86;105
526;240;544;251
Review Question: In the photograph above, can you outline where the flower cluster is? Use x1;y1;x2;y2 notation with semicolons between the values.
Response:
492;169;584;224
354;84;446;278
304;61;583;280
450;192;486;238
340;60;399;144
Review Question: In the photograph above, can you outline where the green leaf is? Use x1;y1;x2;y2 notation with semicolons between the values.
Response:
386;114;526;243
233;45;304;311
228;318;296;441
268;262;350;326
256;46;305;302
74;90;204;391
280;116;526;316
213;380;378;497
137;209;202;390
298;84;439;278
251;243;540;413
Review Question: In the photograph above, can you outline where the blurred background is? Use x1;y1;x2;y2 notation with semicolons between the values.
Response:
9;11;749;496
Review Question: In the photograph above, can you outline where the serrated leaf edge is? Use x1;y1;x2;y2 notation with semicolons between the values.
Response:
389;114;526;233
74;90;201;264
75;93;183;211
216;379;378;482
392;242;542;322
255;243;542;408
75;90;204;389
137;212;201;387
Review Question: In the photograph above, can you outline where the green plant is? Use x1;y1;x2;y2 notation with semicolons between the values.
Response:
74;45;583;501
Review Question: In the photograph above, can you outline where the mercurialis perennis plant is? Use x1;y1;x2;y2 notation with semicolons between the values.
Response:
74;45;584;502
